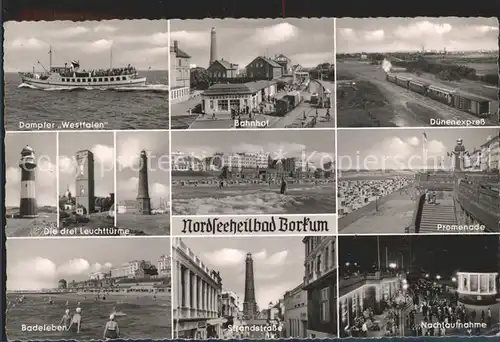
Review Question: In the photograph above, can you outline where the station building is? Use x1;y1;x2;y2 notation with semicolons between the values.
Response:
201;80;278;116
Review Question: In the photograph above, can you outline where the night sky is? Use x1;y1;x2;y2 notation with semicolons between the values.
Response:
339;235;500;278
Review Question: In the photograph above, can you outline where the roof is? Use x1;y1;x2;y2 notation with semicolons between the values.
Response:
247;56;282;69
455;91;491;103
209;59;238;70
275;53;291;61
170;45;191;59
202;80;278;96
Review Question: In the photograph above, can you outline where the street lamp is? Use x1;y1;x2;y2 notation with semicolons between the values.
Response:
425;274;429;278
452;277;457;282
436;275;441;280
345;262;350;267
389;263;397;269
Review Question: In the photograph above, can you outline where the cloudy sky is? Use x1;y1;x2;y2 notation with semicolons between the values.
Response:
179;237;305;310
7;237;170;291
170;18;334;69
337;128;498;170
3;20;168;72
172;130;335;168
5;133;57;207
337;17;499;53
59;132;114;198
116;131;170;207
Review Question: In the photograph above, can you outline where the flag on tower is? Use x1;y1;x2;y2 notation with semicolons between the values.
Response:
422;132;428;143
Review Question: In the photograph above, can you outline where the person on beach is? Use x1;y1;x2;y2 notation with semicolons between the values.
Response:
48;296;53;305
68;307;82;333
59;309;71;329
280;176;287;195
103;314;120;340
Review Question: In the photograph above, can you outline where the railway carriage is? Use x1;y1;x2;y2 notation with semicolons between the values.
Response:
427;85;455;106
385;73;397;83
395;76;412;89
452;93;491;117
384;72;493;119
408;80;430;95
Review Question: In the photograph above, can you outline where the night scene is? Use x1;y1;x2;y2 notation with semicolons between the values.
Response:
338;235;500;338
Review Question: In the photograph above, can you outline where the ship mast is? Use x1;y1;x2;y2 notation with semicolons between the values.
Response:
110;48;113;69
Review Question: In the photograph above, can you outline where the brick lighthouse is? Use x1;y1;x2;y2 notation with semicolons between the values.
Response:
19;145;38;218
136;150;152;215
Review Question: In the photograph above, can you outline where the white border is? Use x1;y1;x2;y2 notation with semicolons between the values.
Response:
338;125;500;131
56;131;60;230
5;126;499;135
167;18;175;340
333;17;341;339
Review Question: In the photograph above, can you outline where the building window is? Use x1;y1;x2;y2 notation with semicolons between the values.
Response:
320;287;330;322
316;254;322;274
218;99;229;112
324;247;329;270
210;100;214;109
331;241;335;267
178;59;182;67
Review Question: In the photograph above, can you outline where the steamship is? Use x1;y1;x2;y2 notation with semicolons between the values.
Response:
19;47;147;89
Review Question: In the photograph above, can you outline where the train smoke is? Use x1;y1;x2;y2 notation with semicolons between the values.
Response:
382;59;392;73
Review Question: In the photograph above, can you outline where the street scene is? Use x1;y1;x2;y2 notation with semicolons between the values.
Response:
116;131;170;235
172;236;337;339
171;130;336;215
337;128;499;234
6;238;171;340
5;132;57;237
339;235;500;337
336;17;499;127
170;18;335;129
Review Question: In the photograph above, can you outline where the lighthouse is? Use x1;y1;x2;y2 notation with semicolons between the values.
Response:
136;150;152;215
209;27;217;66
19;145;38;218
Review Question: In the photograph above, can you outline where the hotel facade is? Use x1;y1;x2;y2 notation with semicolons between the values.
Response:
172;238;224;339
302;236;337;338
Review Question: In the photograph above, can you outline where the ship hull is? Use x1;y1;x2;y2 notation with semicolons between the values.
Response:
20;75;148;89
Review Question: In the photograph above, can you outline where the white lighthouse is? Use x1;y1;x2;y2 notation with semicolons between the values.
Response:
19;145;38;218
